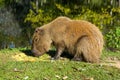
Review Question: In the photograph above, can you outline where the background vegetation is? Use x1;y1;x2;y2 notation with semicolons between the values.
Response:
0;0;120;51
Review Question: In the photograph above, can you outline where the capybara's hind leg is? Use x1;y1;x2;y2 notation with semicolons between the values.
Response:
75;36;99;63
72;53;84;61
72;36;91;62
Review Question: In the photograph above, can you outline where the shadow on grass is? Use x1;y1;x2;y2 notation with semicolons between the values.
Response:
20;49;34;56
46;50;73;59
20;49;73;59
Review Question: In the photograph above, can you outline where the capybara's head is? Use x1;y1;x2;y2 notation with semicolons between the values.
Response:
31;27;52;57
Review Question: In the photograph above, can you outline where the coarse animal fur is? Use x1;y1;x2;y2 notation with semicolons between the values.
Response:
31;16;104;63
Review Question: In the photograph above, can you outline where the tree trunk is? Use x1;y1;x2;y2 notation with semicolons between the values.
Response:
36;0;39;13
110;0;113;26
118;0;120;7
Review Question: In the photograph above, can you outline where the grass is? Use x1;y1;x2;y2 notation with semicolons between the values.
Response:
102;49;120;60
0;48;120;80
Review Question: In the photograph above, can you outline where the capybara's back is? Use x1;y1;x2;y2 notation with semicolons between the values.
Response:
32;16;104;63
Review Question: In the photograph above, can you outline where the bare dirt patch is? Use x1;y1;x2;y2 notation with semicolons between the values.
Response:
101;57;120;69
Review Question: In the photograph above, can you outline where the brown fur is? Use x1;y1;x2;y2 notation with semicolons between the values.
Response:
32;16;104;63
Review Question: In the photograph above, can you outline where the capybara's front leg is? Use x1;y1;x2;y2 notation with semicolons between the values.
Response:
52;46;64;60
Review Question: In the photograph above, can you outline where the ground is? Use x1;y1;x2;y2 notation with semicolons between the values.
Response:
11;52;120;69
10;48;120;69
0;48;120;80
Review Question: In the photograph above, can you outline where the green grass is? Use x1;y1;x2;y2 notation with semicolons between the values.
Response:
102;49;120;60
0;48;120;80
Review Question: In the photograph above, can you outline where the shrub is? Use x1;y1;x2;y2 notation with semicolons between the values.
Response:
105;27;120;51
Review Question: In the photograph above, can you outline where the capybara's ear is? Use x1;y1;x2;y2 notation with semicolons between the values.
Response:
35;28;39;33
38;29;44;35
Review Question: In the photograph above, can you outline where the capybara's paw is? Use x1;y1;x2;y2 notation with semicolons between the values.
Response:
51;57;55;60
51;56;60;60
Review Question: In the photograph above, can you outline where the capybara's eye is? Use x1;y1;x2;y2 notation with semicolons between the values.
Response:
34;38;38;42
35;30;38;33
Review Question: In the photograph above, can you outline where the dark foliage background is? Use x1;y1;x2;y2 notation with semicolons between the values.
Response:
0;0;120;51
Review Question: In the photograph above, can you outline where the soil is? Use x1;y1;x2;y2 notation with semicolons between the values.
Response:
101;57;120;69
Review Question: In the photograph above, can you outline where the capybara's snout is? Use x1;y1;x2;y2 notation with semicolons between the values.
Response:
31;49;41;57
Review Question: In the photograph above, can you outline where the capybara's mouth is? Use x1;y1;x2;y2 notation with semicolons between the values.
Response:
31;50;42;57
33;52;45;57
34;53;41;57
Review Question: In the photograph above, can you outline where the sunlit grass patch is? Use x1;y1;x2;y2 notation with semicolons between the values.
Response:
11;52;53;62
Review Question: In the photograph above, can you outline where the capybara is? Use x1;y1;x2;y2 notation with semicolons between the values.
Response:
31;16;104;63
